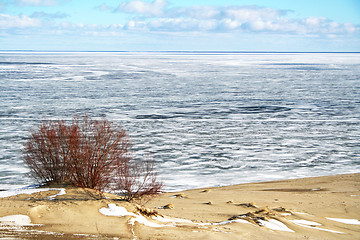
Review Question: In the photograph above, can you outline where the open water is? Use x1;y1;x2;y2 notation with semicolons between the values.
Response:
0;52;359;191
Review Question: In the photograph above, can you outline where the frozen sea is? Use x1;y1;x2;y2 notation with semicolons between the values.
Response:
0;52;359;191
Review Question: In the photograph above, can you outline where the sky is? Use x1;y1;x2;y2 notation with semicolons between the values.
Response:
0;0;359;51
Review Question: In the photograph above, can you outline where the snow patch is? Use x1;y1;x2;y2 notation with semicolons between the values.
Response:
0;215;33;226
290;220;321;226
100;204;253;230
259;219;294;232
294;212;313;216
99;204;171;228
0;186;67;199
289;219;345;234
154;215;252;226
213;219;251;225
129;214;166;228
326;218;360;225
153;216;193;224
48;189;66;200
99;204;136;217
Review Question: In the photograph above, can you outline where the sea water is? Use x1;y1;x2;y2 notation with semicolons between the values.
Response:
0;52;359;191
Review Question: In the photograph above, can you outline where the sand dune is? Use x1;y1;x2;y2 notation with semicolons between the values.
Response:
1;173;359;239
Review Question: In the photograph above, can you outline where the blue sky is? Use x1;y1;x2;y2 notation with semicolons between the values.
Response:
0;0;359;51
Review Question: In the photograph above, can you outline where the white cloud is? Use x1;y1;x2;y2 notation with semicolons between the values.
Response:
30;11;68;19
1;0;358;44
0;13;40;28
13;0;58;6
166;5;220;20
124;20;147;30
115;0;167;17
96;3;114;12
344;22;356;33
114;1;359;36
223;6;286;22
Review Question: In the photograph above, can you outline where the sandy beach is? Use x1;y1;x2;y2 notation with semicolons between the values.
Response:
1;173;359;239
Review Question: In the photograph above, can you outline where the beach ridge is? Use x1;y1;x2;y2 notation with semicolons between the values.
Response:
1;173;359;239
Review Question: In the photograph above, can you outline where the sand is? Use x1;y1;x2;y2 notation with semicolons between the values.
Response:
0;173;359;239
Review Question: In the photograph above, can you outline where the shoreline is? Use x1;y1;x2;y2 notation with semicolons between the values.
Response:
3;171;358;193
1;173;359;239
163;171;360;193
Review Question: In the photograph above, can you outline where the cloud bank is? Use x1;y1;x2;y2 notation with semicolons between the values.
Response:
0;0;359;51
13;0;59;7
115;0;167;17
0;13;40;28
114;0;358;35
0;0;358;36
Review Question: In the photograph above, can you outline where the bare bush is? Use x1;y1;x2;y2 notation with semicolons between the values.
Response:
23;115;163;199
115;157;163;201
23;120;71;184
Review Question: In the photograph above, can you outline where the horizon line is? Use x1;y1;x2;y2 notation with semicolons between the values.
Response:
1;50;360;54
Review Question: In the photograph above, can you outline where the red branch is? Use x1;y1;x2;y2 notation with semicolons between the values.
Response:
23;115;163;200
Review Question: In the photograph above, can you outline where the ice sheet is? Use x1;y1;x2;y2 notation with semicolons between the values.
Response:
1;52;360;192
